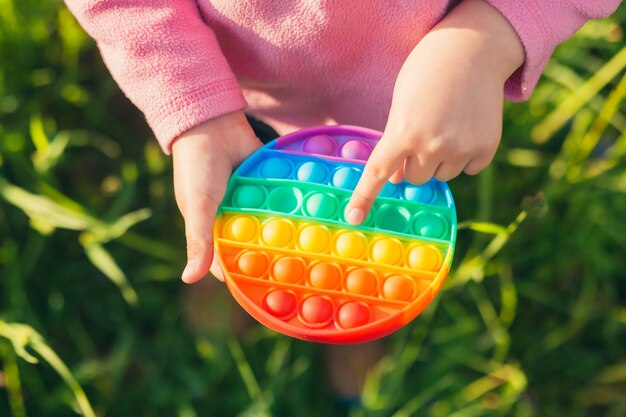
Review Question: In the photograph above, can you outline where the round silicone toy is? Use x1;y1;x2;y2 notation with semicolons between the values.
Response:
214;126;457;343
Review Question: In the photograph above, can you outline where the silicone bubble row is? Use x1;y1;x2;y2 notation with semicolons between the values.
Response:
221;214;446;272
228;184;450;239
250;154;439;203
263;289;376;329
277;134;376;161
234;249;429;303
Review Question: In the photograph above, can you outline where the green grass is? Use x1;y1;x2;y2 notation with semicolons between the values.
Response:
1;1;626;416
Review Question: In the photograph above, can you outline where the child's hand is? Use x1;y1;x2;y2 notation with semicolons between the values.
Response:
345;0;524;225
172;111;262;283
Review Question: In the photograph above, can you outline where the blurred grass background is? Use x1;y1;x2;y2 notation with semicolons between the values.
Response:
2;1;626;416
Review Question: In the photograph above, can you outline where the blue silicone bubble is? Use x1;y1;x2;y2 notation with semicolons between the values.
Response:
403;183;436;204
258;157;293;179
296;161;329;183
380;182;399;198
332;166;361;190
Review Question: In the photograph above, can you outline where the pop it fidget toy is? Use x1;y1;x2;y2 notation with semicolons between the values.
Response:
214;126;457;343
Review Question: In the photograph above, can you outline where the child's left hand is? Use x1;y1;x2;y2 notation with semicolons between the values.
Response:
345;0;524;225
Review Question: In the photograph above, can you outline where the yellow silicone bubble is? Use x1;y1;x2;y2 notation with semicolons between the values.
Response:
334;231;366;259
225;216;258;242
370;238;403;265
298;225;331;253
407;245;442;272
261;219;295;248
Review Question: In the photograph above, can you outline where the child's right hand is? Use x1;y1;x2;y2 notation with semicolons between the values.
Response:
172;111;263;283
344;0;524;225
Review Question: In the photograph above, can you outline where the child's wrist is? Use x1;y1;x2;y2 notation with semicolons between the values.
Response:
422;0;525;84
172;110;259;162
467;0;525;81
172;110;258;152
176;111;252;143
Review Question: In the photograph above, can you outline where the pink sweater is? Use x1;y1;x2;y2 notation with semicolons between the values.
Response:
65;0;620;154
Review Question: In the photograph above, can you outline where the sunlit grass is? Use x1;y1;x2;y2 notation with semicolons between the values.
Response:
1;2;626;416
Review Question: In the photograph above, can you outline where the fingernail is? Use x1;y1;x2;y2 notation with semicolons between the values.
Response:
346;207;365;225
181;260;198;283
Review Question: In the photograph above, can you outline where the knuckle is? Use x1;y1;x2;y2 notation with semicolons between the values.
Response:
405;171;428;185
352;189;377;205
464;166;482;176
185;236;209;257
425;135;451;156
363;163;390;182
181;192;223;216
475;141;496;157
198;193;223;213
434;171;451;182
464;161;487;176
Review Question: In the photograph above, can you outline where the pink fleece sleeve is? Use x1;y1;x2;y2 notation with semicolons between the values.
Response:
486;0;622;101
64;0;247;154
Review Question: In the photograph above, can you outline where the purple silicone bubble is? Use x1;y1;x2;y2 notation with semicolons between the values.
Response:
302;135;338;156
340;139;372;161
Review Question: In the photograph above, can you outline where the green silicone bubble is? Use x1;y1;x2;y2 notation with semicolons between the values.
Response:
232;184;266;208
413;212;448;239
267;187;302;213
304;192;339;219
374;204;410;233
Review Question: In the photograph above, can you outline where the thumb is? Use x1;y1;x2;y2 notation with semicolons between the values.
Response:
172;112;260;284
180;196;221;284
172;134;230;285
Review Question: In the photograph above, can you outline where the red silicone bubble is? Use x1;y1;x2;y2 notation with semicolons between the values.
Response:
299;296;335;327
337;302;372;329
264;290;298;319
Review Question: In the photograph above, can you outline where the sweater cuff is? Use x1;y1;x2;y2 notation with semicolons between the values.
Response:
149;77;247;154
484;0;551;102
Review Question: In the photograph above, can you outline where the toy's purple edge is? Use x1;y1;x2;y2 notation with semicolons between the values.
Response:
273;125;383;148
275;149;368;166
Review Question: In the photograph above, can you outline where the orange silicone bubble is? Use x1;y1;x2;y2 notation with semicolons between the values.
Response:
382;275;415;302
345;268;378;296
272;256;306;284
309;262;341;290
236;251;269;278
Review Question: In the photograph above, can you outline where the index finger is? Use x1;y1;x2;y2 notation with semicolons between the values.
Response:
345;139;405;225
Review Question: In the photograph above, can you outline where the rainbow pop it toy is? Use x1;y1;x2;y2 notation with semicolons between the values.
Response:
214;126;457;343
